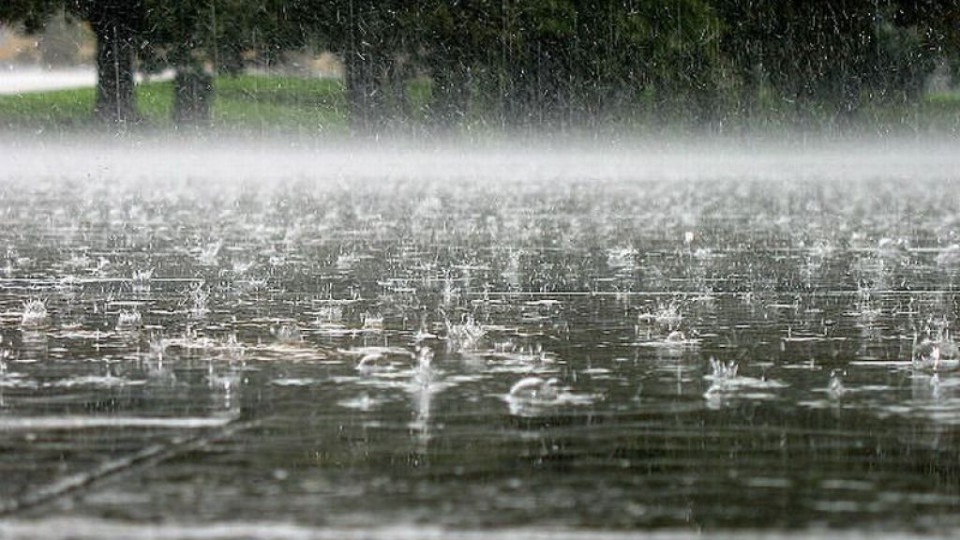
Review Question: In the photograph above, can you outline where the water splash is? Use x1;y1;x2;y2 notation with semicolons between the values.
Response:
361;313;385;333
131;268;153;293
912;318;959;373
936;244;960;267
20;299;48;329
271;323;302;345
828;369;847;399
445;315;487;352
116;310;142;331
707;357;739;382
704;356;787;407
197;241;222;267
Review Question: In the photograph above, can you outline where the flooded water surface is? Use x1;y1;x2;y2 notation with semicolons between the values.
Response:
1;140;960;537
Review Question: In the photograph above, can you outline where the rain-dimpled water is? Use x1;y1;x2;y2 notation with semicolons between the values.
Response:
1;139;960;538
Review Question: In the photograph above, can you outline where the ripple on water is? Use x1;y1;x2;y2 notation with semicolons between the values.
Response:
503;376;601;417
270;378;321;387
338;393;385;411
41;375;146;389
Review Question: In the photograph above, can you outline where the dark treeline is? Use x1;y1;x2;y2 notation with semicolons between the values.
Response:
3;0;959;132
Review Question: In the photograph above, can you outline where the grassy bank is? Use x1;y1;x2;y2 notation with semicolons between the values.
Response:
1;73;960;136
0;74;350;134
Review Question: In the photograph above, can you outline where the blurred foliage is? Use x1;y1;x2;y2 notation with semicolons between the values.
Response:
2;0;960;132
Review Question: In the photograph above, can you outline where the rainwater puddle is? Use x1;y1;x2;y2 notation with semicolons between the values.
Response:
1;141;959;536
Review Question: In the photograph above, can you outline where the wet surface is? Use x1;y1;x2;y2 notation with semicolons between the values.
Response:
1;141;960;536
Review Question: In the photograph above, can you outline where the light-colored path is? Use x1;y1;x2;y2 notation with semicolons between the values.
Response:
0;65;173;95
0;66;96;94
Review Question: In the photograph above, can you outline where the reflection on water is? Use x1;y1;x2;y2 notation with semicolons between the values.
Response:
1;143;960;534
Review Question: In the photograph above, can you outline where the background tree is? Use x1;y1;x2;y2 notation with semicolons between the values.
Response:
406;1;512;130
331;0;410;132
4;0;957;132
1;0;144;124
714;0;944;130
74;0;145;124
0;0;61;34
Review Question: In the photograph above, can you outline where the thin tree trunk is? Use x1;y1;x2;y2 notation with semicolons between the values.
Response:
342;1;389;134
345;49;389;133
430;58;470;130
345;52;373;132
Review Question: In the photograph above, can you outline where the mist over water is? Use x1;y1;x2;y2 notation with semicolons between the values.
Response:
5;135;960;182
2;136;960;537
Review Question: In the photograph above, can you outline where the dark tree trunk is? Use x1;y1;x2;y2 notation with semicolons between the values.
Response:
501;42;536;130
430;58;470;130
342;2;390;134
344;45;393;134
87;4;142;124
344;51;379;132
173;68;213;126
739;55;761;131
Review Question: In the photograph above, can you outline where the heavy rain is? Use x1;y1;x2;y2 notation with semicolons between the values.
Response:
2;2;960;539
